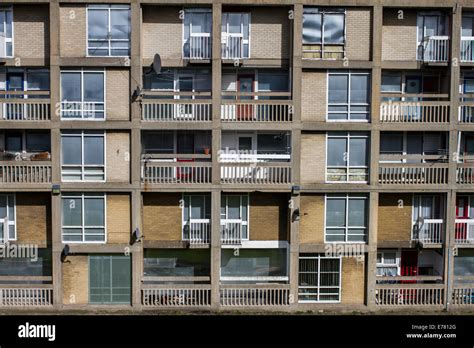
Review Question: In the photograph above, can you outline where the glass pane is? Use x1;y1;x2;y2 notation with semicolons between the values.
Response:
28;71;50;91
62;136;82;165
350;75;370;104
61;73;81;102
110;9;130;40
88;9;108;40
326;198;346;227
324;14;344;44
228;14;241;34
303;13;322;44
328;75;348;103
84;136;104;165
349;137;368;166
83;73;104;102
380;134;403;154
0;196;6;219
221;249;287;277
190;196;204;219
84;198;104;226
62;198;82;226
26;132;50;152
382;73;402;92
327;137;347;166
227;196;241;219
348;198;367;227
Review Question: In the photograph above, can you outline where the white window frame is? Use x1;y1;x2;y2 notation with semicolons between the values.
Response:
61;193;107;244
376;250;401;276
182;9;212;59
181;193;211;240
325;132;369;183
324;194;368;244
326;70;371;122
86;4;131;57
221;12;251;59
220;194;249;240
0;7;13;58
298;254;342;303
0;193;16;243
61;131;106;182
60;69;106;120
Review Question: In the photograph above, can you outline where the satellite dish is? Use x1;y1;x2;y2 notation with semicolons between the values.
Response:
61;244;70;262
152;54;161;74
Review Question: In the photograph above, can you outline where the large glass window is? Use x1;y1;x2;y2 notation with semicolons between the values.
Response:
328;71;370;121
0;248;52;278
62;193;106;243
61;71;105;119
183;10;212;59
143;249;210;277
89;255;131;304
327;132;369;182
303;8;345;59
221;13;250;59
0;7;13;57
182;194;211;242
325;194;368;243
87;5;130;56
376;251;400;277
298;254;341;302
0;194;15;242
221;194;249;241
61;131;105;182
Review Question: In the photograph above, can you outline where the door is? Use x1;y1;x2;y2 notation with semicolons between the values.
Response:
188;11;211;59
237;74;254;120
221;13;250;59
89;255;131;304
401;250;418;282
6;72;24;120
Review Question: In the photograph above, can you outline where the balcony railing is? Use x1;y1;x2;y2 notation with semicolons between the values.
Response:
0;91;51;121
375;284;444;306
459;99;474;123
452;287;474;305
461;37;474;62
220;162;292;185
457;160;474;184
221;36;244;59
220;284;290;307
142;156;212;185
221;92;293;122
183;220;211;245
417;36;450;62
0;286;53;307
141;91;212;122
142;285;211;307
454;219;474;245
0;161;52;184
412;219;444;244
221;221;243;245
185;35;211;60
378;163;449;185
380;95;449;123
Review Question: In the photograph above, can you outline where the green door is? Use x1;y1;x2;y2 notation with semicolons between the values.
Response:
89;255;131;304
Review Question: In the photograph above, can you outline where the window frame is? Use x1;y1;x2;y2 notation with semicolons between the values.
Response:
0;7;13;58
325;132;369;183
0;193;16;243
86;4;131;57
324;193;368;243
376;250;401;277
182;193;211;241
61;193;107;244
220;194;250;241
327;70;371;122
60;69;106;120
182;9;212;59
221;12;251;59
298;254;342;303
61;131;106;182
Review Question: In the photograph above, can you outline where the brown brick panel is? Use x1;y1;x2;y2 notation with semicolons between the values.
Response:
107;194;131;244
249;192;289;241
300;194;325;244
13;5;50;60
142;193;182;241
16;193;51;248
378;193;413;243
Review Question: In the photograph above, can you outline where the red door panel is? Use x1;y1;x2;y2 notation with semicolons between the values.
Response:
401;250;418;283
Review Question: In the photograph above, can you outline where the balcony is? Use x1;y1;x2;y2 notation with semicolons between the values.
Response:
454;219;474;245
452;287;474;306
0;91;51;121
461;38;474;62
379;163;448;185
412;219;444;245
221;92;293;122
379;95;450;123
0;161;52;184
221;36;244;60
142;285;211;307
459;100;474;123
220;220;243;245
183;220;211;246
0;275;53;307
417;36;450;63
220;284;290;307
375;284;444;306
141;92;212;122
186;35;211;60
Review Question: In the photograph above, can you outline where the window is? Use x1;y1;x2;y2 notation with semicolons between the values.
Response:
61;193;106;243
0;7;13;58
325;194;368;243
87;5;130;56
61;70;105;119
182;194;211;242
302;8;345;59
0;248;51;278
144;249;210;277
328;71;370;121
221;13;250;59
61;131;105;182
0;194;15;242
326;132;369;182
89;255;131;304
376;251;400;276
221;194;249;241
183;10;212;59
298;254;341;302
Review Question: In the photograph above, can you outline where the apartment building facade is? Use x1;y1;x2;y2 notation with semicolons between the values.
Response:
0;0;473;312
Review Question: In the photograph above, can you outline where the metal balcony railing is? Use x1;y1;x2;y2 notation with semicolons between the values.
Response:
0;91;50;121
380;94;449;123
417;36;450;62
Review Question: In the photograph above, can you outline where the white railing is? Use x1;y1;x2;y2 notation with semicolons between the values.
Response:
458;103;474;123
380;101;449;123
221;102;293;122
220;285;290;306
418;36;449;62
0;288;53;307
142;101;212;122
461;37;474;62
221;221;243;245
378;164;448;185
222;36;243;59
142;162;212;184
456;165;474;184
187;35;211;60
220;163;292;185
183;221;211;245
375;285;444;306
0;100;50;121
452;287;474;305
454;219;474;244
142;286;211;307
412;219;444;244
0;162;52;184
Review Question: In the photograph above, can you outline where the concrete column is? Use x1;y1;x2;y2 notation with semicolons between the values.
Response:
212;2;222;186
444;190;456;310
210;190;221;309
131;189;143;308
366;191;379;308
